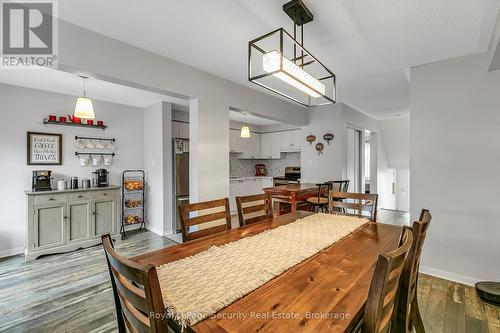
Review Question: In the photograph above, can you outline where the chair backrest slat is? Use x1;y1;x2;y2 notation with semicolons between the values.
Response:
363;228;413;333
394;209;432;332
327;180;350;192
102;234;168;333
179;198;232;242
236;194;273;226
328;191;378;221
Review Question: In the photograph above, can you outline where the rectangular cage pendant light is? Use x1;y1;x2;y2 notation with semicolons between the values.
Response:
248;28;336;107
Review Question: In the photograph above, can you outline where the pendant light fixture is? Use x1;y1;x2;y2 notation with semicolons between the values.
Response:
240;126;251;138
74;76;95;119
248;0;336;107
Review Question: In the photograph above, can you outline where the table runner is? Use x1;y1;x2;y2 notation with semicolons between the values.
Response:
156;213;368;329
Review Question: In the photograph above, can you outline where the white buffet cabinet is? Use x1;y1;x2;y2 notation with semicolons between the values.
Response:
25;186;120;262
230;129;302;159
229;177;273;213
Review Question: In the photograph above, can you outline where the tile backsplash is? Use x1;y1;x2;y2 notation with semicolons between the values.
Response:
230;152;300;178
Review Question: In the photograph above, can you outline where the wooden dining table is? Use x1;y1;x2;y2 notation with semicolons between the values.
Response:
263;183;319;215
132;211;403;333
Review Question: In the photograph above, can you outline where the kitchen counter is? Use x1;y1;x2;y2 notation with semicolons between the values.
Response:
25;185;121;195
230;176;273;181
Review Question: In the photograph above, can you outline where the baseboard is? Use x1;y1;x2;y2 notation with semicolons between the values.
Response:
0;247;24;259
419;265;481;286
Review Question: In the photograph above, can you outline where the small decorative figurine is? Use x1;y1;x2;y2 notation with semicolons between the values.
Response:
306;134;316;145
323;132;334;144
315;142;324;155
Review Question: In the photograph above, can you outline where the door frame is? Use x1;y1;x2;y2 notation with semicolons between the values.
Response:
345;124;364;194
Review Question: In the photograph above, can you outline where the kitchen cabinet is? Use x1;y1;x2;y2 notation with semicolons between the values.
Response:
229;177;273;213
280;129;302;151
172;121;189;139
260;132;280;159
229;129;243;153
66;200;91;243
239;133;261;159
25;186;120;262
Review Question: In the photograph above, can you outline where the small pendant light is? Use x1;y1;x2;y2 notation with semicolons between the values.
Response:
74;76;95;119
241;126;251;138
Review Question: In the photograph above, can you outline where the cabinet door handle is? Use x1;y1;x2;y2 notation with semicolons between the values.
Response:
78;195;83;198
64;216;68;219
92;212;96;215
49;197;55;201
103;193;107;196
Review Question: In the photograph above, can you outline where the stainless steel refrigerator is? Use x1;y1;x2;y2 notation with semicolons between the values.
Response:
173;139;189;232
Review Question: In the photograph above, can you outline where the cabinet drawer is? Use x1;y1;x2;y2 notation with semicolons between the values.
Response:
91;190;116;200
33;193;68;206
68;192;90;201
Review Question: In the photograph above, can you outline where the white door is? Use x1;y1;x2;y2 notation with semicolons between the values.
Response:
346;127;362;193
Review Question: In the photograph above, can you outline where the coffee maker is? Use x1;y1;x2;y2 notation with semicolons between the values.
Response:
32;170;52;192
96;169;109;187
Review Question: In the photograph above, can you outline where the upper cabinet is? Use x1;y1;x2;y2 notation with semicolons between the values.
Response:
172;121;189;139
229;129;243;153
261;132;280;159
229;128;300;159
240;133;261;159
280;129;302;152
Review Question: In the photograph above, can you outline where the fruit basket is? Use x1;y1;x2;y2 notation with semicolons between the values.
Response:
121;170;145;238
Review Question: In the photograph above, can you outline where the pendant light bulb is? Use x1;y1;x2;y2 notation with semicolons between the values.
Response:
241;126;251;138
74;76;95;119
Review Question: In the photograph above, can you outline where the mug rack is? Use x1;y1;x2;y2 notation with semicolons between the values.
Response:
75;135;115;142
75;152;115;157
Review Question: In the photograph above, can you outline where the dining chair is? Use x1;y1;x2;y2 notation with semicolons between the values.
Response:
306;183;332;212
101;234;183;333
327;180;350;192
328;192;378;221
236;193;273;227
179;198;232;242
358;228;413;333
392;209;432;333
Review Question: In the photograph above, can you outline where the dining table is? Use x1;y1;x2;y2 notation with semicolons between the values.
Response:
263;183;319;215
132;211;403;333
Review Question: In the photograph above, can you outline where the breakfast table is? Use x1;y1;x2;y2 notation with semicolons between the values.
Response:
132;211;403;333
263;183;319;215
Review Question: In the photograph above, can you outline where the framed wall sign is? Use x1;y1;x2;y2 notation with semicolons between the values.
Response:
27;132;62;165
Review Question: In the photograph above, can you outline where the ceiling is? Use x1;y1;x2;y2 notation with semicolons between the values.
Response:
229;110;279;126
0;67;188;108
58;0;500;119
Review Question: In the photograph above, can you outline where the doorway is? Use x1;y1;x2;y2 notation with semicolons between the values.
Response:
346;126;362;193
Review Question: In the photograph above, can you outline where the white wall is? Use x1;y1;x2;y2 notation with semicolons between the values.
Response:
143;102;172;236
0;83;144;257
411;52;500;284
300;104;344;183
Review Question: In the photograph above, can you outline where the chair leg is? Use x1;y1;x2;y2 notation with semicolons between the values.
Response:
410;298;425;333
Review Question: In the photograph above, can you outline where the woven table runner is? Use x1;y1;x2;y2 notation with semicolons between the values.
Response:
156;213;368;328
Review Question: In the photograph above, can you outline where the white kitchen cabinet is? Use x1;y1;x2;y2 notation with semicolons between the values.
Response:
172;121;189;139
178;122;189;139
239;133;261;159
261;132;280;159
229;178;273;213
229;129;242;153
280;129;301;152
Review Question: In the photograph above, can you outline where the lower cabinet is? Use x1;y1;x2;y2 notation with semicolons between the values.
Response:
229;178;273;213
26;187;120;262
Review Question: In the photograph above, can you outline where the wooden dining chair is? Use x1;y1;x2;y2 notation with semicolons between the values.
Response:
359;228;413;333
327;180;350;192
101;234;182;333
306;183;332;212
328;192;378;221
236;193;273;226
392;209;432;333
179;198;232;242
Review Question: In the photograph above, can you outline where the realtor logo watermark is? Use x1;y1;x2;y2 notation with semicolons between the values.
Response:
1;0;58;67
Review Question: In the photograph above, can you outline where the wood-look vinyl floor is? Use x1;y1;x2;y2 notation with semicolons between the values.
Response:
0;211;498;333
